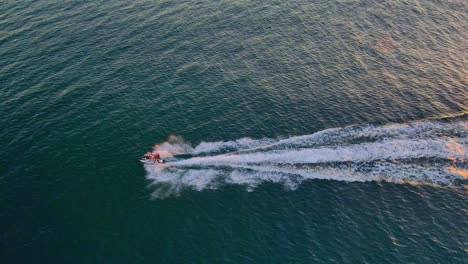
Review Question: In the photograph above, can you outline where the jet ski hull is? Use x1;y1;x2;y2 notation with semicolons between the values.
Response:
140;158;165;164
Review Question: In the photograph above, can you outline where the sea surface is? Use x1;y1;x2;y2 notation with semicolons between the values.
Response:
1;0;467;263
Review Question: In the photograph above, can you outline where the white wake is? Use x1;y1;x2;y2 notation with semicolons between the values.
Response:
144;119;467;198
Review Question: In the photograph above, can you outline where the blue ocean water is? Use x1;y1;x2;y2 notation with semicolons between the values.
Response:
1;0;467;263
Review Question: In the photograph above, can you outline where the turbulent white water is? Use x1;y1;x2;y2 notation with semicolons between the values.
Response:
144;120;467;198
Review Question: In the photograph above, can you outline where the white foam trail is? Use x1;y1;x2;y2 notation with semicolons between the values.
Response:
193;137;275;155
144;120;467;198
174;138;466;166
190;121;467;154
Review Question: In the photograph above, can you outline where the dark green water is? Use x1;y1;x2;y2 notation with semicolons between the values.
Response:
1;0;467;263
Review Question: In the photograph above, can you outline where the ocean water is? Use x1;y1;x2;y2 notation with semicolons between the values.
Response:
1;0;467;263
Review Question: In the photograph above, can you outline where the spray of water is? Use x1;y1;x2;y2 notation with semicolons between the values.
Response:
144;119;467;198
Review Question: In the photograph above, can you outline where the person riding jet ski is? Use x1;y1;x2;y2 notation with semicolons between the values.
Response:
142;152;164;163
152;153;161;160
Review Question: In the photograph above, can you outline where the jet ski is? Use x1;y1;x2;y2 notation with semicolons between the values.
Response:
140;156;165;164
141;152;165;164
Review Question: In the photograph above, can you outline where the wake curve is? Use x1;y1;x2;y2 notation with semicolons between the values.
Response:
144;119;467;198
